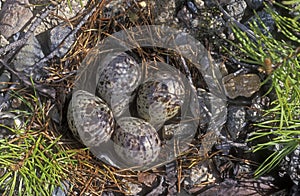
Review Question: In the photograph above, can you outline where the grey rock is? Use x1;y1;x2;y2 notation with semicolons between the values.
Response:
165;162;177;195
187;0;198;14
245;10;275;35
226;0;247;21
245;0;263;10
12;34;44;72
0;0;33;39
103;0;127;18
222;73;261;99
102;192;115;196
281;139;300;186
214;141;232;155
246;95;270;122
52;181;70;196
184;163;216;189
121;179;142;195
0;124;14;139
48;105;60;124
48;25;75;57
0;34;9;47
204;0;217;7
177;5;193;28
0;167;6;178
225;105;246;141
153;0;178;28
193;0;204;9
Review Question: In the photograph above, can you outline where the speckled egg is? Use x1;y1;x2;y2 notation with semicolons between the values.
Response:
96;52;141;117
136;71;185;125
112;117;161;166
67;90;114;147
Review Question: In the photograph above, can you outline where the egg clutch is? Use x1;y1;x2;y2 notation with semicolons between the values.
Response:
68;52;198;168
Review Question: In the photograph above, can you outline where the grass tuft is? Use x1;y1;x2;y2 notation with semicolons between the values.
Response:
228;1;300;177
0;84;78;195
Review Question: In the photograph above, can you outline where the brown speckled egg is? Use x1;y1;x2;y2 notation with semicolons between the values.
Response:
136;71;185;125
67;90;114;147
112;117;161;166
96;52;141;117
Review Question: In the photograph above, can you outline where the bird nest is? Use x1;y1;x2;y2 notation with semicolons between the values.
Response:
56;1;225;195
0;0;252;195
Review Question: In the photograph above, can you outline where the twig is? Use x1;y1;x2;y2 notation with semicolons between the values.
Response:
48;70;77;83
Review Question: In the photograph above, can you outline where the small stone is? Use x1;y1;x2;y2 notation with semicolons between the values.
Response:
0;35;9;47
122;179;142;195
11;97;22;108
138;1;147;8
187;1;198;14
12;34;45;72
153;0;178;27
57;0;88;19
177;6;193;27
104;0;126;18
288;2;300;18
246;95;270;122
185;164;216;187
222;73;261;99
52;181;70;196
194;0;204;9
198;177;278;195
287;146;300;185
0;0;33;39
225;106;246;140
226;0;247;21
191;18;199;28
48;105;60;124
137;172;157;187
